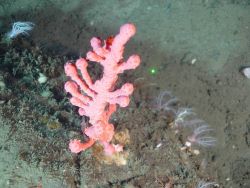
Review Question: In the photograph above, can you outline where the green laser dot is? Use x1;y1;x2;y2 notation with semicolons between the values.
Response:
150;68;157;75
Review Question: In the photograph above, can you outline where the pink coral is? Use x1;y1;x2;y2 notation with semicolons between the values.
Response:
65;23;140;155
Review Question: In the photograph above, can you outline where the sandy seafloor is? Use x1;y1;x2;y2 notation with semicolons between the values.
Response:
0;0;249;187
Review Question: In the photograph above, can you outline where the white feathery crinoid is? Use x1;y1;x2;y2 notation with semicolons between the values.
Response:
6;21;35;39
155;90;178;113
174;108;197;127
187;124;216;147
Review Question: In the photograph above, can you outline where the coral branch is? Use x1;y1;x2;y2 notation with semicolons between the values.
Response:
65;23;140;155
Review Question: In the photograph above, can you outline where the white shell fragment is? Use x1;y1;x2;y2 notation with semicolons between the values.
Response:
38;73;48;84
242;67;250;79
156;143;162;148
191;58;197;65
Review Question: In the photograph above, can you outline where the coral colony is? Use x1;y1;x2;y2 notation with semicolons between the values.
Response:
64;23;140;155
6;21;35;39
